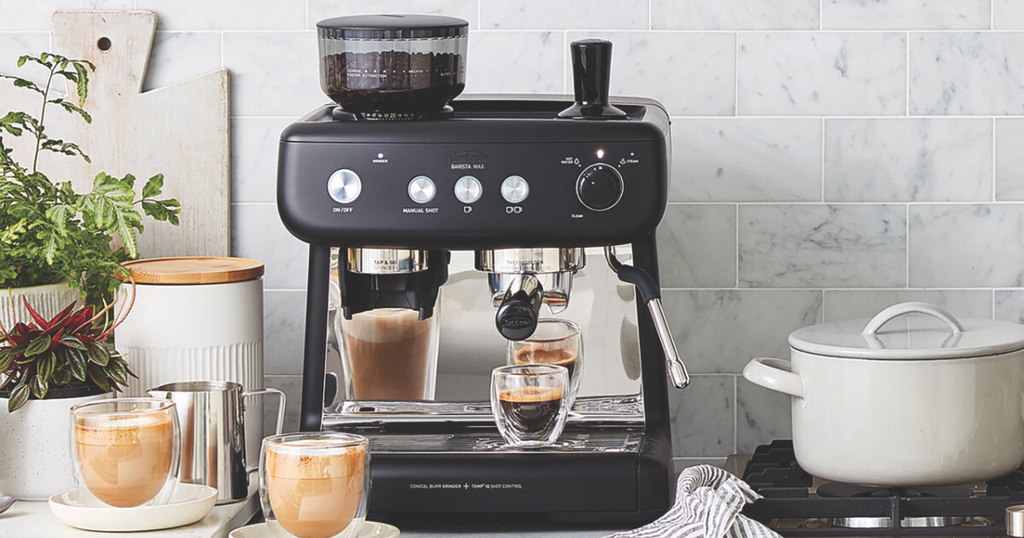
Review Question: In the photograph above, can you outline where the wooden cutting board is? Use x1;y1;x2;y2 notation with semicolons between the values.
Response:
0;11;230;257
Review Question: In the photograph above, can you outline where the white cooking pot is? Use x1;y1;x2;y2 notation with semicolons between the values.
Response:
743;302;1024;487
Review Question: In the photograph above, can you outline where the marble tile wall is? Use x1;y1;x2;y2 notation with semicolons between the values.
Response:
6;0;1024;459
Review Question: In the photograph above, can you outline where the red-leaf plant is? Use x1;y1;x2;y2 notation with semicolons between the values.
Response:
0;289;136;412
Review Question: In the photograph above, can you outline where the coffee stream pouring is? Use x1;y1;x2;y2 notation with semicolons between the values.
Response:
278;14;689;523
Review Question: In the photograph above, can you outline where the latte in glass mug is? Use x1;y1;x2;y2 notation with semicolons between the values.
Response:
261;433;369;538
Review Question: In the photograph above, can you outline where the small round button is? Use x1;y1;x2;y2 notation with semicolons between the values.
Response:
327;169;361;204
501;175;529;204
408;175;436;204
454;176;483;204
577;163;623;211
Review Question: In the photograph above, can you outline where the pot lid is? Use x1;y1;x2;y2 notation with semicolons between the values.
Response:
790;302;1024;360
120;257;264;285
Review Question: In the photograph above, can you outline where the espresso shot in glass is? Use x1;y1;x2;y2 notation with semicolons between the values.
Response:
508;319;583;407
490;364;570;448
70;398;180;508
260;432;370;538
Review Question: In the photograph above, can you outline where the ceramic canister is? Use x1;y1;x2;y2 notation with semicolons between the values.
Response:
115;257;265;467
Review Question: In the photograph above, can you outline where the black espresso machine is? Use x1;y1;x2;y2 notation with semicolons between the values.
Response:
277;14;689;523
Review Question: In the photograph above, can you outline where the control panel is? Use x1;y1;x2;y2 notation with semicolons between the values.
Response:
279;140;667;249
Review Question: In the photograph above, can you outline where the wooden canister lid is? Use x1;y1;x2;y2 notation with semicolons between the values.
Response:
121;257;265;285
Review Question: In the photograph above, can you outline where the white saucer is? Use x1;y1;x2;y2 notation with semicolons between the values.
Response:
230;521;400;538
49;483;218;532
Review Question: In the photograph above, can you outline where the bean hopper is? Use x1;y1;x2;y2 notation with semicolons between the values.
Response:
277;14;689;523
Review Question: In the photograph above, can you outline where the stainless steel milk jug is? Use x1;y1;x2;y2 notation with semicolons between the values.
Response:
148;381;285;503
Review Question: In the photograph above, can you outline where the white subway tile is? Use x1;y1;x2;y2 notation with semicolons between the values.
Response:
737;377;791;454
0;0;132;31
232;117;296;203
993;0;1024;30
308;0;478;29
0;33;51;86
481;0;648;30
996;119;1024;200
823;0;990;30
138;0;304;30
910;204;1024;287
662;289;822;374
996;291;1024;323
824;119;992;202
738;33;907;116
910;32;1024;115
668;375;735;457
567;31;735;116
222;32;324;117
263;292;307;376
143;32;221;92
671;119;822;202
653;0;818;30
466;31;565;94
739;204;907;288
231;204;310;290
657;205;737;288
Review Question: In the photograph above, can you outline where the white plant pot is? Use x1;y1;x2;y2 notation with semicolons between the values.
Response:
0;387;110;500
0;281;81;329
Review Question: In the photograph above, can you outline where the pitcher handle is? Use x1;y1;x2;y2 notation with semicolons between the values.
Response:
244;388;287;436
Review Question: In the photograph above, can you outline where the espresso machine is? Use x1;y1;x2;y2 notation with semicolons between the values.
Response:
278;14;689;523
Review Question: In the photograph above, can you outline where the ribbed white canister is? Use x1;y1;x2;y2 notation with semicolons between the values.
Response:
114;257;267;467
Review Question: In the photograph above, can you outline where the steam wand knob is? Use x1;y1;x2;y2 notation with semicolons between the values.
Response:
558;39;628;120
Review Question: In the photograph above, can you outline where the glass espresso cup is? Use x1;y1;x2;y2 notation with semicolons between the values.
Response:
508;319;583;407
260;432;370;538
70;398;180;507
490;364;570;448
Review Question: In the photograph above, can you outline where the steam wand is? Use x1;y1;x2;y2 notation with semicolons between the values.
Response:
605;246;690;389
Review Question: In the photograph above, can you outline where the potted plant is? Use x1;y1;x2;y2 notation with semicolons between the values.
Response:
0;52;180;322
0;52;180;500
0;299;134;499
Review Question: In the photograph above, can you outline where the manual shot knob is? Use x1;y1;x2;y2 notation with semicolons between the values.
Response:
576;163;623;211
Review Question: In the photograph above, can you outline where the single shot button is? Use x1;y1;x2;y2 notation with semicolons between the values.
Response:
454;175;483;204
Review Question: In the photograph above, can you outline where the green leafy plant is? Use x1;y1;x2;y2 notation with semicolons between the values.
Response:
0;52;180;307
0;298;135;412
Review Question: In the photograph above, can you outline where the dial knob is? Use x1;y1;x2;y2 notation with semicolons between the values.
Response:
327;169;362;204
501;175;529;204
408;175;436;204
577;163;623;211
454;175;483;204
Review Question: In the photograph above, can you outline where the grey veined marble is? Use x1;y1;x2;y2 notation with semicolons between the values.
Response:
822;0;990;30
824;118;992;202
738;32;906;116
910;204;1024;287
911;33;1024;115
739;204;907;288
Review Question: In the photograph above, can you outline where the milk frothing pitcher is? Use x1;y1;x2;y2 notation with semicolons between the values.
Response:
148;381;285;503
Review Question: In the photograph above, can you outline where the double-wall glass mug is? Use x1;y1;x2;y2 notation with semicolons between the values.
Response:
508;319;583;407
260;432;370;538
490;364;570;448
70;398;180;507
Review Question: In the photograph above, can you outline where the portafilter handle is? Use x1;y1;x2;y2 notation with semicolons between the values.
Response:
605;247;690;389
495;273;544;340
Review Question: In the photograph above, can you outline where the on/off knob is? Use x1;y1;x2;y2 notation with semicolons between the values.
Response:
577;163;623;211
408;175;436;204
327;169;362;204
501;175;529;204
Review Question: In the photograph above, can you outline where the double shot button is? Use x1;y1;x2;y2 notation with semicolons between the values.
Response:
501;175;529;204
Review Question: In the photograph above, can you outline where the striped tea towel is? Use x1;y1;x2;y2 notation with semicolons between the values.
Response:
605;464;781;538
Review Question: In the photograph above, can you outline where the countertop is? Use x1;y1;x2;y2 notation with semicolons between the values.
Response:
0;493;259;538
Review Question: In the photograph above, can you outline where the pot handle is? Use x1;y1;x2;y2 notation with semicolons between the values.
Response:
861;302;964;336
743;358;805;399
243;388;287;436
